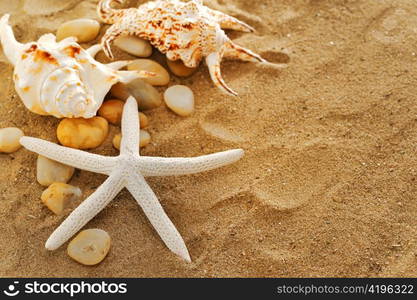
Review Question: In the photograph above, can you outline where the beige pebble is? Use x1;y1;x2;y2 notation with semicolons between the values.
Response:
112;134;120;150
110;82;130;101
139;112;149;128
0;127;24;153
140;130;151;147
128;59;170;86
57;117;108;149
67;229;111;266
56;19;100;43
41;183;82;215
37;155;75;187
112;134;121;150
126;79;162;110
114;35;152;57
164;85;195;117
166;59;198;77
112;130;150;150
98;99;124;125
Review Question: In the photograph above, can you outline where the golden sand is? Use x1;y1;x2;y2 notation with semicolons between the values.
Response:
0;0;416;277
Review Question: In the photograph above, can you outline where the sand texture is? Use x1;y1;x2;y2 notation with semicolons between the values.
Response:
0;0;416;277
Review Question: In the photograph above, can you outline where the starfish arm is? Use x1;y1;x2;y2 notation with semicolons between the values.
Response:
20;136;116;175
127;173;191;262
137;149;244;177
45;173;124;250
120;97;140;156
207;8;255;32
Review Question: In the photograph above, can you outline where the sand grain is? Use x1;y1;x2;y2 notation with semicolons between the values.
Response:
0;0;416;277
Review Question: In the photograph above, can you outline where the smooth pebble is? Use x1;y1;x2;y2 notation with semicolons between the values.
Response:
67;229;111;266
37;155;75;187
56;18;100;43
112;130;150;150
166;59;198;77
110;82;130;101
128;59;170;86
57;117;109;149
139;112;149;128
98;99;124;125
126;79;162;110
41;183;82;215
164;85;195;116
0;127;24;153
114;35;152;57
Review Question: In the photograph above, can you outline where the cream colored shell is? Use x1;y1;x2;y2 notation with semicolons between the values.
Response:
98;0;276;96
0;14;151;118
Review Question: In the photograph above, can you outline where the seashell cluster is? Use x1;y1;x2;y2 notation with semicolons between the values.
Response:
0;14;153;118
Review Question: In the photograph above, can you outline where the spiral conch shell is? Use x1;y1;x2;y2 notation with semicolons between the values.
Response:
0;14;152;118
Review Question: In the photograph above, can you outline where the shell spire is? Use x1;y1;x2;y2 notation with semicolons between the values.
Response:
0;14;24;66
97;0;125;24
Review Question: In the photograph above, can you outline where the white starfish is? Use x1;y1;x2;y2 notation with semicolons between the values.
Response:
20;97;244;262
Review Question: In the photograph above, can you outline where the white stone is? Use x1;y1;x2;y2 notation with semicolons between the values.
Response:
114;36;152;57
0;127;23;153
164;85;194;116
128;59;170;86
36;155;75;186
56;19;100;43
67;229;111;265
41;183;82;215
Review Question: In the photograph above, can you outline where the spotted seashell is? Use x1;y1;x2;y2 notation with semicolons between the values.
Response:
40;67;94;118
97;0;284;96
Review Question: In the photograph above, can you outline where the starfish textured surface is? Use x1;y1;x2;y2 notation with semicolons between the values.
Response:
20;97;244;262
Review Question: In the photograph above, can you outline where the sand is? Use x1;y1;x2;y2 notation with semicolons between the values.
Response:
0;0;416;277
